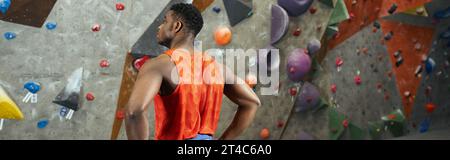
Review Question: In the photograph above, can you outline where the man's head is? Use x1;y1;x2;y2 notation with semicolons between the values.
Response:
157;3;203;48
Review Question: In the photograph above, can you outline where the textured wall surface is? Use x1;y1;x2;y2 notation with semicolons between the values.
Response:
0;0;169;140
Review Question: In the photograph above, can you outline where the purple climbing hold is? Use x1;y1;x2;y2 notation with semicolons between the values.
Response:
287;48;312;82
277;0;314;17
271;4;289;45
294;82;320;112
307;38;321;57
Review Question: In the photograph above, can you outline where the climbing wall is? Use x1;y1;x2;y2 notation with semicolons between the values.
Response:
1;0;449;140
195;0;334;140
0;0;170;139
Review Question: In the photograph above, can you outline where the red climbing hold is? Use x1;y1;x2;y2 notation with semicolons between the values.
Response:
92;24;101;32
330;84;337;93
116;110;125;120
342;119;349;128
289;87;298;96
309;7;317;14
388;114;396;120
277;120;284;128
335;57;344;67
116;2;125;11
425;103;436;113
99;59;110;68
354;75;362;85
293;28;302;37
133;56;150;71
85;92;95;101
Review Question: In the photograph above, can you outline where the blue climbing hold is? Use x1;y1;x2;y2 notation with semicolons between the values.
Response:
46;22;57;30
0;0;11;14
4;32;16;40
419;118;430;133
425;58;436;74
60;107;68;117
37;119;49;129
441;28;450;39
434;7;450;20
24;82;41;94
212;6;221;13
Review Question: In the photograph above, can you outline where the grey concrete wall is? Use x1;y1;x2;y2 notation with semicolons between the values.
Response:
0;0;169;140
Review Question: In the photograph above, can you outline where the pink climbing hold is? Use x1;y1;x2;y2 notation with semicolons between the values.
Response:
354;75;362;85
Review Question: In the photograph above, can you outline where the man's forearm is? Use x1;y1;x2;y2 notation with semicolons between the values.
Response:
219;104;258;140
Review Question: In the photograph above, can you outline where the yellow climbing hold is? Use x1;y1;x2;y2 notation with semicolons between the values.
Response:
0;85;24;120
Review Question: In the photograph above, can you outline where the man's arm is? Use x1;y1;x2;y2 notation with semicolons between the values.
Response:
124;56;164;140
220;67;261;140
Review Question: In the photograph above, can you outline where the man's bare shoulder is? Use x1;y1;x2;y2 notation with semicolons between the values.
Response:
140;54;173;73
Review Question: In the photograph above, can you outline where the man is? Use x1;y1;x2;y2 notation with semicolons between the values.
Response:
125;3;261;140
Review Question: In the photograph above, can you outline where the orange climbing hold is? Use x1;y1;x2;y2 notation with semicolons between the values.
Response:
214;26;232;46
260;128;270;140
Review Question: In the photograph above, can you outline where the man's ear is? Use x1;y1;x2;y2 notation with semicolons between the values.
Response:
174;21;183;33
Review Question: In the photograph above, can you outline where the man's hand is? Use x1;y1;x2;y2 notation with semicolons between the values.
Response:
219;67;261;140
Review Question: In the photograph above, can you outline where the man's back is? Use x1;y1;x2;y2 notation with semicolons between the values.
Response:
153;49;225;140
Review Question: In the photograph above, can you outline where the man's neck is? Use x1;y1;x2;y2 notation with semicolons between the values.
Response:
169;34;195;52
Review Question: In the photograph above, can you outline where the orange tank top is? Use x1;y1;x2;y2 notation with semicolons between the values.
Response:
153;49;224;140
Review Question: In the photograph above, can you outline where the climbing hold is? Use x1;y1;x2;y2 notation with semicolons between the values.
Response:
260;128;270;140
425;103;436;114
294;82;320;112
91;24;101;32
293;28;302;37
286;49;311;82
133;56;150;71
223;0;253;26
0;0;10;14
214;26;232;46
85;92;95;101
388;3;398;15
425;58;436;74
37;119;49;129
354;75;362;85
309;7;317;14
60;107;68;117
212;6;221;13
99;59;110;68
330;84;337;93
46;22;57;30
419;118;430;133
277;120;284;128
0;85;24;120
277;0;313;17
335;57;343;72
271;4;289;44
384;31;393;41
342;119;349;128
307;38;321;56
4;32;16;40
116;2;125;11
289;87;297;96
116;110;125;120
433;6;450;20
24;82;41;94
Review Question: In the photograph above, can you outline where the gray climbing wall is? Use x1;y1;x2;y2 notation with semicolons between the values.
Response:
0;0;169;140
196;0;334;140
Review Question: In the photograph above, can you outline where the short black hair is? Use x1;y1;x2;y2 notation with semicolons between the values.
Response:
170;3;204;36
